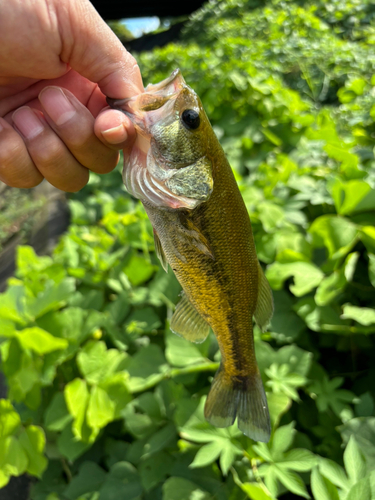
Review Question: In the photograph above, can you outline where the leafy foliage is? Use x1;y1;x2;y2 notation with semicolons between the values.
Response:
1;0;375;498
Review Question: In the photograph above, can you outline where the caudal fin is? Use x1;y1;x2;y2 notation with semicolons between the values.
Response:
204;366;271;442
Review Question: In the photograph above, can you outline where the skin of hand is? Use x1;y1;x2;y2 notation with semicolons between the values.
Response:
0;0;144;192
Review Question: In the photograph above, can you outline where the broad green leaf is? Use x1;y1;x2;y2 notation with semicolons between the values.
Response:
77;340;126;385
126;344;168;393
0;435;28;477
341;305;375;326
309;216;358;260
331;180;375;215
44;393;73;432
0;400;20;438
190;441;223;469
138;451;173;492
99;461;142;500
344;436;366;486
165;329;207;367
17;327;68;354
267;392;291;426
271;422;296;457
18;426;47;477
57;426;91;461
311;467;340;500
163;477;212;500
318;458;349;491
266;261;324;296
86;386;116;431
64;378;90;441
274;467;310;498
339;418;375;471
123;254;157;286
345;477;372;500
63;461;106;500
315;270;346;307
125;307;161;334
25;278;75;319
241;482;275;500
280;449;317;471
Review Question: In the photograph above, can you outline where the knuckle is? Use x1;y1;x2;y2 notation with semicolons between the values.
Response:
35;139;66;167
0;135;25;167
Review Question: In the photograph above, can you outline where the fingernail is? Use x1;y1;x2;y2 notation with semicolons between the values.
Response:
101;123;128;144
12;107;44;140
39;87;76;126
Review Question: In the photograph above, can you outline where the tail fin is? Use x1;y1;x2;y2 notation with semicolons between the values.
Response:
204;365;271;442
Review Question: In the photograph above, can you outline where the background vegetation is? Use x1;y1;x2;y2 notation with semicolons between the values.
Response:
1;0;375;498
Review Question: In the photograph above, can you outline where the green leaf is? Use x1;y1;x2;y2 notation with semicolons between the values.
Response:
163;477;212;500
64;461;106;500
25;278;76;319
266;261;324;296
344;436;367;486
274;467;310;498
339;418;375;470
341;305;375;326
86;386;116;431
345;477;372;500
331;180;375;216
126;344;168;392
271;422;296;456
17;327;68;354
190;441;223;468
18;426;47;477
123;254;157;286
44;393;73;432
0;435;28;477
309;216;358;260
280;449;317;471
311;467;340;500
77;340;126;385
240;482;276;500
99;461;143;500
318;458;348;491
57;425;91;461
64;378;90;441
138;451;173;492
0;400;21;438
165;329;207;367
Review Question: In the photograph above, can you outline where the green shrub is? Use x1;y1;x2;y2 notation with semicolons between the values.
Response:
1;0;375;498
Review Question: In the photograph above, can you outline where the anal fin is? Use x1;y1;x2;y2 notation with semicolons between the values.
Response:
171;292;210;344
153;229;168;272
254;261;274;331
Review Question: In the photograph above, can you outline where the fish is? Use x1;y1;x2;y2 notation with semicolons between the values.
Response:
107;69;274;442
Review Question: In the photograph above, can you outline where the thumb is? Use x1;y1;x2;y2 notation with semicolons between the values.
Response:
54;0;144;98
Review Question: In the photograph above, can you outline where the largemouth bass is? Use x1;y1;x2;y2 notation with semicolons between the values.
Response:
107;70;274;442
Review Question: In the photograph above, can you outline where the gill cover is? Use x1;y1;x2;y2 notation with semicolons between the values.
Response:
107;70;213;210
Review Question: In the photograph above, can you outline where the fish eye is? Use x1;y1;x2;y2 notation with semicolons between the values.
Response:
181;109;200;130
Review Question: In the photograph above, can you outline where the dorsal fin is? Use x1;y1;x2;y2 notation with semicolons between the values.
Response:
171;292;210;344
254;261;274;331
153;229;168;272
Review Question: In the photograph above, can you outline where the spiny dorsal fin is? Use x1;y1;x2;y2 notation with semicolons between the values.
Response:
254;261;274;332
153;230;168;272
171;292;210;344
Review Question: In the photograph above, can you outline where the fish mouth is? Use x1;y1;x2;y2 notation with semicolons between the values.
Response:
106;69;186;134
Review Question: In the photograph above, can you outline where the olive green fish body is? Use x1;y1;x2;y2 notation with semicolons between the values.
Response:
108;70;273;441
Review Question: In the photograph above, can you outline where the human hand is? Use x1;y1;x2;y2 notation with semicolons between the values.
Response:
0;0;143;192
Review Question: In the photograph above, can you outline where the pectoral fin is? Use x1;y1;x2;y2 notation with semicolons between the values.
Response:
153;229;168;272
171;292;210;344
254;261;274;331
